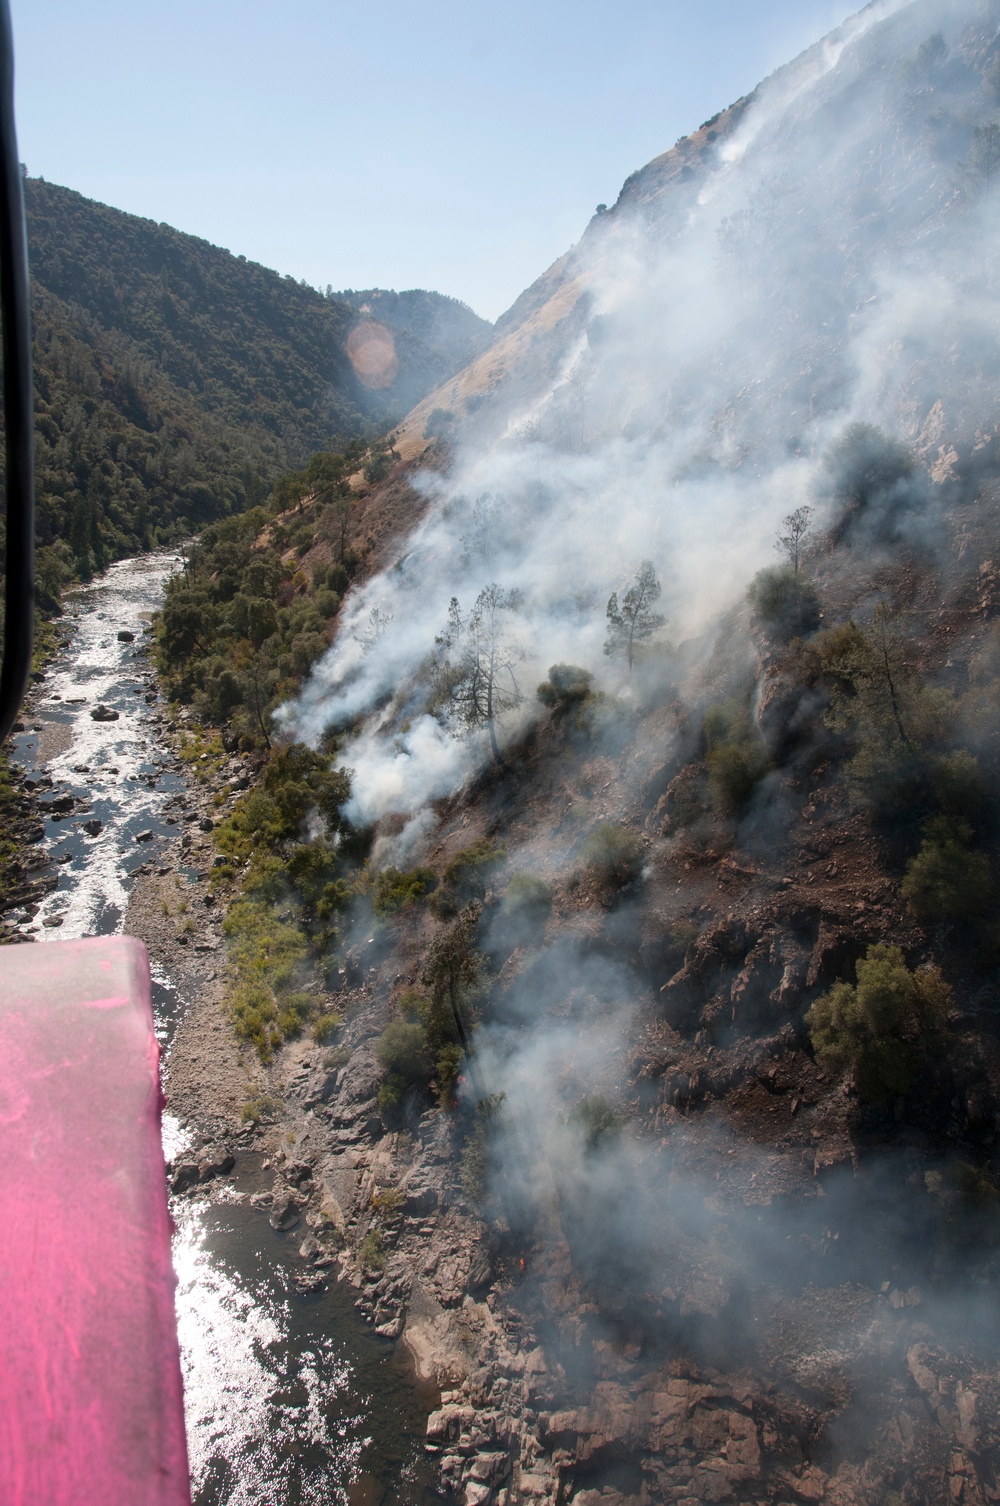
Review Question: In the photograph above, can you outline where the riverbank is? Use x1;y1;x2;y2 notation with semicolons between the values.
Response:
140;752;560;1503
1;555;447;1503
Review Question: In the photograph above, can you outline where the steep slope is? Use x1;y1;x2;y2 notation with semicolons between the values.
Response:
151;2;1000;1503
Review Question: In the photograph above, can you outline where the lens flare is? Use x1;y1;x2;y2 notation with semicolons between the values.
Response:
346;321;399;389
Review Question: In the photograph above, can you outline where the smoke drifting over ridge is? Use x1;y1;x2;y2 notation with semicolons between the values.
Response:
284;0;1000;844
274;3;1000;1486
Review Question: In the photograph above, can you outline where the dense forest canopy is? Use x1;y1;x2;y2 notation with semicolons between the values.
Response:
5;177;489;597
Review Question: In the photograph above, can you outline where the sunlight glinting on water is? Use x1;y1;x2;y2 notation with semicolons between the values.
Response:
172;1196;367;1506
9;552;435;1505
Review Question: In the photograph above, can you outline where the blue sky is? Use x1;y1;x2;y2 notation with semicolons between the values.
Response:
14;0;859;320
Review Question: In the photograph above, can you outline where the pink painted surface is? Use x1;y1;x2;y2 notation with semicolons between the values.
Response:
0;936;191;1505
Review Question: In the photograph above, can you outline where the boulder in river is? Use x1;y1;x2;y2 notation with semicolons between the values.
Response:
41;915;64;928
90;704;119;722
117;630;135;643
199;817;215;833
170;1163;201;1195
83;819;103;837
197;1147;236;1183
135;829;153;843
292;1271;327;1294
40;795;75;815
269;1192;301;1232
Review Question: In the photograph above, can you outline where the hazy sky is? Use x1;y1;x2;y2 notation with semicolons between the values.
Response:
14;0;860;321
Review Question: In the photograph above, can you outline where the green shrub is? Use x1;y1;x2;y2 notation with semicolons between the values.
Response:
239;1095;279;1125
375;1019;432;1085
810;608;965;825
223;899;309;992
707;739;771;815
228;977;283;1060
573;1095;622;1152
662;917;700;969
703;699;771;815
431;839;505;917
313;588;341;619
434;1043;464;1105
376;1010;446;1118
311;1011;342;1043
461;1124;488;1204
397;988;430;1020
370;1185;405;1214
927;1161;1000;1211
806;943;951;1102
276;990;315;1040
926;749;990;820
363;451;392;485
358;1229;386;1271
817;423;920;528
394;991;463;1102
537;663;594;711
901;818;995;923
372;865;438;917
580;823;644;890
501;873;553;929
221;896;324;1060
747;565;820;641
377;1078;405;1118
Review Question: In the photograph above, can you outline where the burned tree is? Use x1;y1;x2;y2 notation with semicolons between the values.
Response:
461;493;503;571
438;584;524;763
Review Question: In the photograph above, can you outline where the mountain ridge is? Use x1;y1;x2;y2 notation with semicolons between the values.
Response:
19;177;485;590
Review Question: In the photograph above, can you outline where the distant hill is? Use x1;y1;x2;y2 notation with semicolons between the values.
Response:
333;288;493;414
19;178;488;592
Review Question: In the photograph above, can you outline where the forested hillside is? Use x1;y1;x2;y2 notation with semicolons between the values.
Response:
17;178;491;595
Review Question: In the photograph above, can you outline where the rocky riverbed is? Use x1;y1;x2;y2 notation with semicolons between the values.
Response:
2;556;443;1505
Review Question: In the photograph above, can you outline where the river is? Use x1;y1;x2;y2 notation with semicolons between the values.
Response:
7;553;440;1506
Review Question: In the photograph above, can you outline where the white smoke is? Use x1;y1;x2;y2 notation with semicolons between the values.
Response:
276;0;1000;1462
281;0;1000;861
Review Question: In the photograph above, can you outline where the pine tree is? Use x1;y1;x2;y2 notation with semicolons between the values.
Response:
604;560;665;672
775;504;812;575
